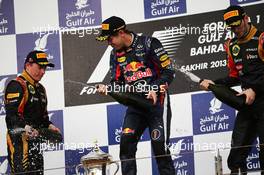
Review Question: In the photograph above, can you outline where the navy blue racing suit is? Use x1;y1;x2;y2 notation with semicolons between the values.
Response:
109;33;175;175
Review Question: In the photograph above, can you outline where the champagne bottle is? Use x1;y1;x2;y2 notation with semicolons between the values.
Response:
108;91;154;110
208;84;246;110
9;128;63;143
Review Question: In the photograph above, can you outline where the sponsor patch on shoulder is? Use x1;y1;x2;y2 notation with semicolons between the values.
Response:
117;56;126;63
160;54;169;62
6;93;20;99
161;59;171;67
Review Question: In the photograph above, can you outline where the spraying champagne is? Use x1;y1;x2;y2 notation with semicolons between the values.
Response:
177;67;246;110
9;128;63;143
96;84;155;110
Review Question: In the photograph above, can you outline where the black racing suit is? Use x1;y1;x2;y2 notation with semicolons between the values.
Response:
5;70;52;175
214;25;264;174
109;33;175;175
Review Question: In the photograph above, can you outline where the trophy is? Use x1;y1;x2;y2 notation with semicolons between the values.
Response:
75;141;119;175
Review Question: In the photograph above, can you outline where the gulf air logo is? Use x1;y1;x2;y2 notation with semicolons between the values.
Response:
34;33;49;52
209;97;224;114
75;0;89;10
169;139;184;160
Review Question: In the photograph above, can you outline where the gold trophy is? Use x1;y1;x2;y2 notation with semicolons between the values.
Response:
75;141;119;175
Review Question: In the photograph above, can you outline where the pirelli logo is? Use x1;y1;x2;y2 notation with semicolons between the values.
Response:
224;10;239;20
102;24;109;30
36;53;47;59
161;59;171;68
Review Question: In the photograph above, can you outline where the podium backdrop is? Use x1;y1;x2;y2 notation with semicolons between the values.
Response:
0;0;264;174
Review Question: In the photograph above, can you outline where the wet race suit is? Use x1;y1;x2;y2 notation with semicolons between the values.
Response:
5;70;52;175
110;33;175;175
214;25;264;174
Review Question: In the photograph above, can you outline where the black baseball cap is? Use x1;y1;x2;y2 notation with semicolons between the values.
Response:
25;50;55;67
96;16;126;41
224;5;246;27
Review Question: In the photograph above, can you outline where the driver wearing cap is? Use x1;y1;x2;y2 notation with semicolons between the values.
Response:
200;5;264;175
5;50;60;175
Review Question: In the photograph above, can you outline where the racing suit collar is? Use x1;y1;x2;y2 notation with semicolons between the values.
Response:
130;32;138;49
117;32;138;53
21;70;37;85
237;24;257;44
